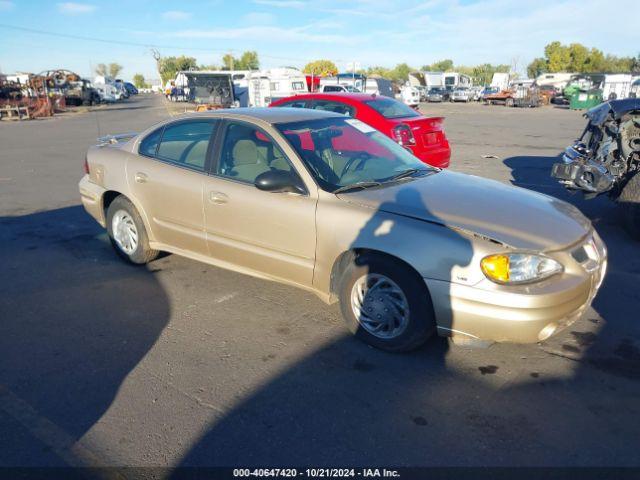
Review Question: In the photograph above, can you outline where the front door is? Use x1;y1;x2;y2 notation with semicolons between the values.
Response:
128;119;218;255
203;120;317;287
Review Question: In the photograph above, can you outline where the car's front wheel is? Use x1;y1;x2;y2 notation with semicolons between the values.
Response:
338;253;436;352
106;196;159;264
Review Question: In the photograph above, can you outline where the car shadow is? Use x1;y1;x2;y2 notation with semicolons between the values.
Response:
0;205;169;467
172;184;487;469
169;176;640;470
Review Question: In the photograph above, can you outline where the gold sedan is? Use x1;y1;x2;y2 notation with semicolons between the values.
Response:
79;108;607;352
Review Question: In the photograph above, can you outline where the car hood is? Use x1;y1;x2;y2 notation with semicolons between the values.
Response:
337;171;591;251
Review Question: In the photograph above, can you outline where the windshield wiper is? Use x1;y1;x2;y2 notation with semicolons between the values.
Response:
333;181;382;194
386;168;434;182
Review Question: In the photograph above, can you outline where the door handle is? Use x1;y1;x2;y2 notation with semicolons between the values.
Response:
209;191;228;204
134;172;148;183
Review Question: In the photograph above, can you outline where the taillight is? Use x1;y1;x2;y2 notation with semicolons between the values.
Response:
84;156;89;175
392;124;416;146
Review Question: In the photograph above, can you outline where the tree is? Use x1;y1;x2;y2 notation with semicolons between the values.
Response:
366;66;392;78
584;48;606;72
132;73;147;89
544;41;571;72
222;53;236;70
390;63;412;82
108;63;123;78
239;51;259;70
568;43;589;72
95;63;107;76
631;54;640;74
422;59;454;72
303;59;338;76
527;58;548;79
157;55;197;83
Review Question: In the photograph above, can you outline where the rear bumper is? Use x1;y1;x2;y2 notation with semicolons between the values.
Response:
425;258;607;344
78;174;107;227
412;146;451;169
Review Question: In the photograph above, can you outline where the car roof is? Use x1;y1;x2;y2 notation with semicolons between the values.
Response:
176;107;343;124
278;92;384;103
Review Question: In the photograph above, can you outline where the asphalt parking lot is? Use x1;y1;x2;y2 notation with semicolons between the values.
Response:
1;95;640;471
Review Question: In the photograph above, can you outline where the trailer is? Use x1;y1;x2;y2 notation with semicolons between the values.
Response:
174;71;236;107
485;80;540;107
249;68;307;107
443;72;472;90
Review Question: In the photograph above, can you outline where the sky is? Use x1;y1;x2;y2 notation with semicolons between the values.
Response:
0;0;637;82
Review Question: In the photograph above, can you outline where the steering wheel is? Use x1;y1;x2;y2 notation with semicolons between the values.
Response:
341;152;371;178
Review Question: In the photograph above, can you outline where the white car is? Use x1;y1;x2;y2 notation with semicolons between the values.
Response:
400;85;420;107
319;85;361;93
451;88;473;102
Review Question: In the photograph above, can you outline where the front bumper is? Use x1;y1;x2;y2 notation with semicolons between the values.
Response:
79;174;107;227
425;247;607;344
551;145;614;194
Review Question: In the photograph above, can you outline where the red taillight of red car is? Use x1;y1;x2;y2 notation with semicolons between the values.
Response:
84;156;89;175
392;124;416;146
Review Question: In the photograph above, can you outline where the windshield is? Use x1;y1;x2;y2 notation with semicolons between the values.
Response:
277;117;435;192
363;97;420;119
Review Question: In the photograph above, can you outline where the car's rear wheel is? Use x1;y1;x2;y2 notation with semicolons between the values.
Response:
619;172;640;240
338;253;436;352
106;196;159;264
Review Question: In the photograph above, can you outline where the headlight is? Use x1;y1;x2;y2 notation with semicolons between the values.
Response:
481;253;563;284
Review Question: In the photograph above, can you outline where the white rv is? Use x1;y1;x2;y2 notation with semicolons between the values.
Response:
443;72;472;90
535;72;575;90
490;73;510;91
424;72;444;89
249;68;307;107
602;74;636;100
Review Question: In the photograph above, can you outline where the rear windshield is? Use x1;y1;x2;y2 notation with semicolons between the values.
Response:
363;97;420;119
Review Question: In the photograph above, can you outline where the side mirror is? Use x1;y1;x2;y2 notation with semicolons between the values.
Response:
254;170;305;194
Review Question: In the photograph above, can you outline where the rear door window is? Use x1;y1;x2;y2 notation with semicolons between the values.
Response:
155;120;218;171
276;100;309;108
139;127;163;157
311;100;355;116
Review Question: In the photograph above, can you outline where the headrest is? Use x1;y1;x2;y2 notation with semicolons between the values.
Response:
232;139;260;165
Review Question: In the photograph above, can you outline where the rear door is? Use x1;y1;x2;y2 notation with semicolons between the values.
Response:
127;119;219;255
202;120;317;287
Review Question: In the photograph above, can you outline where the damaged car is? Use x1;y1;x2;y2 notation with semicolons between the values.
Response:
552;99;640;238
80;108;606;352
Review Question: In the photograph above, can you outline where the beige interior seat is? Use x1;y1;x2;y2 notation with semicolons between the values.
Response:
230;139;269;181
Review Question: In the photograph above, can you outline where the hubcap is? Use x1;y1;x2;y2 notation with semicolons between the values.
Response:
350;273;410;339
111;210;138;255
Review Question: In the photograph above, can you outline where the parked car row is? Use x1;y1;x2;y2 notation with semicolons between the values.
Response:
94;76;138;103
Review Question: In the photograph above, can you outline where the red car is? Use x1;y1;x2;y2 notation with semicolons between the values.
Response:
270;93;451;168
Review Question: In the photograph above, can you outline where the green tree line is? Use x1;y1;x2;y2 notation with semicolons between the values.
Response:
527;42;640;78
154;51;261;84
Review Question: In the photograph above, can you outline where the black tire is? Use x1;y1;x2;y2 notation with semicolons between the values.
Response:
338;253;436;352
618;172;640;240
106;195;159;264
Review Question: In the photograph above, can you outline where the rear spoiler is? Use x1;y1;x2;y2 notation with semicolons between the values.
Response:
97;132;137;146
